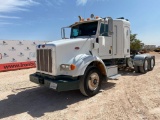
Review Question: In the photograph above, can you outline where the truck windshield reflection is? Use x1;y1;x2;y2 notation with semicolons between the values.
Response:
70;21;98;38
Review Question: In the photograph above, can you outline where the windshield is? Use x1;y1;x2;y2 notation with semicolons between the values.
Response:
70;21;98;38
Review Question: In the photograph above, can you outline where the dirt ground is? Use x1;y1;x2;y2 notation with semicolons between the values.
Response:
0;52;160;120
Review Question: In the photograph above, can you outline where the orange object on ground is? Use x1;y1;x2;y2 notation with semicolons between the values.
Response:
0;61;36;72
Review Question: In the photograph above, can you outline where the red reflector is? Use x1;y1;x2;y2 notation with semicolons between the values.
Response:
75;47;79;50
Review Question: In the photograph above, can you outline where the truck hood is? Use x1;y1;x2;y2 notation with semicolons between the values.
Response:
47;38;89;47
36;37;94;76
46;37;93;66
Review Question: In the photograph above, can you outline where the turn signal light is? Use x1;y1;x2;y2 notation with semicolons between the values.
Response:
60;64;76;71
70;64;76;70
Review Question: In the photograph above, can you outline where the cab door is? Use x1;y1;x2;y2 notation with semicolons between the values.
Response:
99;23;113;57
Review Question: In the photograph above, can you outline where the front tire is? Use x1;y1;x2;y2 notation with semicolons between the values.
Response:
79;66;102;97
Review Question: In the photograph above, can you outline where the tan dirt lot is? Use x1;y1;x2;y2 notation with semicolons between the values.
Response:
0;52;160;120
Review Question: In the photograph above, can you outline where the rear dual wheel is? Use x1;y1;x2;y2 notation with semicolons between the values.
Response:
148;58;155;71
139;58;148;73
138;57;155;73
134;66;140;73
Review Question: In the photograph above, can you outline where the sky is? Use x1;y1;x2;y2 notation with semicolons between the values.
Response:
0;0;159;46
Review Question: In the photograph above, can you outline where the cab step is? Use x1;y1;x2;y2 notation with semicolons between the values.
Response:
106;65;121;80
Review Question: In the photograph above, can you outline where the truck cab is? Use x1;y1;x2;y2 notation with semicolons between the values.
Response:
30;15;155;96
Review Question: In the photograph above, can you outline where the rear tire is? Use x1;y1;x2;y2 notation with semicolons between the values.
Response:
126;58;133;68
134;66;140;73
139;58;148;74
79;66;102;97
148;57;155;71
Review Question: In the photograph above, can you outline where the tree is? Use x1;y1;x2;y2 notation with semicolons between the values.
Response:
130;34;141;50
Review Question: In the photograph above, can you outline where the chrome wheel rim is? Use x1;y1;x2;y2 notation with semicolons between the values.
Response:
151;59;154;68
88;73;99;91
144;60;148;71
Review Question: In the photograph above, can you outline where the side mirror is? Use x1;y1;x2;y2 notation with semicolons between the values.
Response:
107;17;113;36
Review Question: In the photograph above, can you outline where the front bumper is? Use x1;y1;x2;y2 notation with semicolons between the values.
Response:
30;73;80;92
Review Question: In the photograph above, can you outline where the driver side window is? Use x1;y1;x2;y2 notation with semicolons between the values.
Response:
100;23;108;36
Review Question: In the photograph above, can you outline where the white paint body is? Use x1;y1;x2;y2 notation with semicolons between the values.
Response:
36;19;130;77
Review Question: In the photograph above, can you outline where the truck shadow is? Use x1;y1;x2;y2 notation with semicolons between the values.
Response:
118;68;142;76
101;82;116;90
0;82;115;119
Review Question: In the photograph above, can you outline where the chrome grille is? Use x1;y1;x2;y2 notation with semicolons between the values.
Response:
37;49;52;73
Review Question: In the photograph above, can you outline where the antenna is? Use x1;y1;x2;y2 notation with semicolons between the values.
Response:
78;16;82;21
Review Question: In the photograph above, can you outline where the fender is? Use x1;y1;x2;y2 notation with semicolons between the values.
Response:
66;54;107;77
133;54;154;66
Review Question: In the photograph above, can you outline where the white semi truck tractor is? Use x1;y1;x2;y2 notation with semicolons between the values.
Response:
30;15;155;96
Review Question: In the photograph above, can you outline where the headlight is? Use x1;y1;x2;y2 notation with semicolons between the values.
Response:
60;64;76;71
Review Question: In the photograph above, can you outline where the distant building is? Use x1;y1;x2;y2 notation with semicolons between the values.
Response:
144;45;156;50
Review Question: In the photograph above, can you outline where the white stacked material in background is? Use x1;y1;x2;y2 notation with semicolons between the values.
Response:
144;45;156;50
0;40;48;64
0;40;51;72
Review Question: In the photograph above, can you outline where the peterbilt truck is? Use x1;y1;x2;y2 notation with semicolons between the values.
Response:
30;15;155;97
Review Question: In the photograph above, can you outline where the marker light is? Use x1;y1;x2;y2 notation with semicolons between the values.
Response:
78;16;85;22
81;19;84;22
87;18;90;21
95;16;99;19
70;64;76;70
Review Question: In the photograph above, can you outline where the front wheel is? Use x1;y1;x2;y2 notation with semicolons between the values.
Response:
79;66;102;97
